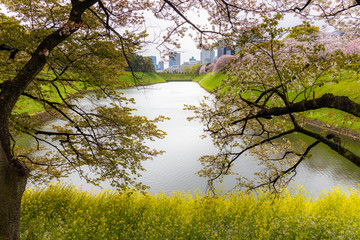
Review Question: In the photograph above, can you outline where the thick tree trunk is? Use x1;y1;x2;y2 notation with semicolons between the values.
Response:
0;144;28;240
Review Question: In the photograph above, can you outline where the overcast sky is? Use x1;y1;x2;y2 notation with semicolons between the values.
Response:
140;11;202;67
140;11;308;67
140;10;331;67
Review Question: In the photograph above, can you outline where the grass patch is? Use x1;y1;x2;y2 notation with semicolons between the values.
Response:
157;73;196;81
195;72;226;91
301;73;360;131
120;72;166;85
21;184;360;239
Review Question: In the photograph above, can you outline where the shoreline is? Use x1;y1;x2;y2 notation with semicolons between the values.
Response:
28;82;167;124
301;117;360;141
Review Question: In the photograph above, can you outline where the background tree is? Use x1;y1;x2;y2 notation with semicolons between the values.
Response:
189;64;200;75
182;65;190;74
125;53;156;73
0;0;166;239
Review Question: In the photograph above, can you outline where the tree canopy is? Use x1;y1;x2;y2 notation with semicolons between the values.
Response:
1;0;165;189
168;6;360;192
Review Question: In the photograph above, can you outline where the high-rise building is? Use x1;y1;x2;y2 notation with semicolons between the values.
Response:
200;49;215;64
158;61;164;71
217;41;236;58
149;56;157;69
169;52;181;67
224;46;235;56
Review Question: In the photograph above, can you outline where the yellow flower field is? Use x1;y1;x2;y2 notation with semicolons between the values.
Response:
20;184;360;239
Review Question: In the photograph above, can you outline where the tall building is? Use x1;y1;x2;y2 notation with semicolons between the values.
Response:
169;52;181;67
224;46;235;56
149;56;157;69
158;61;164;71
200;49;215;64
217;40;236;58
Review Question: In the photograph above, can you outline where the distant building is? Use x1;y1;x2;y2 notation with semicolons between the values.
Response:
158;61;164;71
217;41;236;58
149;56;157;69
224;46;235;56
189;56;196;62
169;52;181;67
168;65;182;73
200;50;215;64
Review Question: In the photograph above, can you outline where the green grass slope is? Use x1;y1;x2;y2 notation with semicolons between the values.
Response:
305;73;360;131
157;73;196;81
119;72;166;85
194;72;226;91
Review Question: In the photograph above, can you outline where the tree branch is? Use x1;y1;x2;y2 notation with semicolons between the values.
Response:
293;0;313;12
0;44;19;60
0;0;98;160
233;93;360;124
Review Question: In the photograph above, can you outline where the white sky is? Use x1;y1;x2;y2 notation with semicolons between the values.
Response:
140;10;331;67
140;10;202;67
140;11;304;67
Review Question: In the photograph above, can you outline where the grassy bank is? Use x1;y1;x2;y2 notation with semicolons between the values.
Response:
305;72;360;132
157;73;196;81
120;72;166;85
21;184;360;239
194;72;226;91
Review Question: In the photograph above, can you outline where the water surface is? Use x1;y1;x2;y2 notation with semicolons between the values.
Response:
28;82;360;195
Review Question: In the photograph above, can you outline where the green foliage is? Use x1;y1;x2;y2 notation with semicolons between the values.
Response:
125;54;156;73
21;184;360;239
182;65;190;74
118;72;166;85
287;22;320;41
0;0;166;190
189;64;200;75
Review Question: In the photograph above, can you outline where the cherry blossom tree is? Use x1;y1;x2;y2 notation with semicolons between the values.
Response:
188;17;360;193
0;0;166;238
213;55;238;74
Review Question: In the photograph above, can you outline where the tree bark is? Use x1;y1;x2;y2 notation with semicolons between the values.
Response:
0;144;28;240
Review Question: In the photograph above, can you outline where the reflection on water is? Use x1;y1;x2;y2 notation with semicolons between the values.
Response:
25;82;360;195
